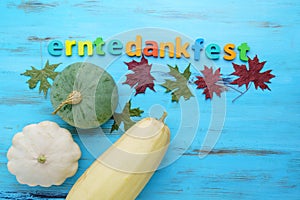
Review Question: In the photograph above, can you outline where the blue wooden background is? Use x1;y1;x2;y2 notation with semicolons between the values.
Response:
0;0;300;199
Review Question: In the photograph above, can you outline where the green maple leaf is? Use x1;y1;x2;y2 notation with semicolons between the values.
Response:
111;100;144;133
21;60;61;97
161;64;194;102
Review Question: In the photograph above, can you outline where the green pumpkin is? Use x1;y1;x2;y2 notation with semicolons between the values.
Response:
50;62;118;129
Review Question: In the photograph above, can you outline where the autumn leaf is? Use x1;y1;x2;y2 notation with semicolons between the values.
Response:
194;66;226;99
21;60;61;97
161;64;194;102
230;55;275;90
111;100;144;132
123;55;156;95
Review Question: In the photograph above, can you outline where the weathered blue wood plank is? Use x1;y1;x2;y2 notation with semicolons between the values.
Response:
0;0;299;199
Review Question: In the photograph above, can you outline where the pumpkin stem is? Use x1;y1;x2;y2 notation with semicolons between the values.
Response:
159;112;167;123
37;155;47;164
52;91;82;115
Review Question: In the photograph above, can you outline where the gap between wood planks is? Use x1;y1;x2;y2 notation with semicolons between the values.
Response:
183;149;287;156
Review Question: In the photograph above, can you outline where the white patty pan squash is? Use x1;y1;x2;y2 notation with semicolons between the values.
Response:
7;121;81;187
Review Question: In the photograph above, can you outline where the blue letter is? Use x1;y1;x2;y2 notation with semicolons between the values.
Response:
108;39;123;55
205;43;220;60
192;38;204;61
48;40;63;56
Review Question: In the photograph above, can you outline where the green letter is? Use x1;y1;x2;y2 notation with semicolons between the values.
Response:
94;37;105;55
238;43;250;61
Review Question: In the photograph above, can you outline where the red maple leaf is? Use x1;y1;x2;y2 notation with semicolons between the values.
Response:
123;55;156;95
230;55;275;90
194;66;226;99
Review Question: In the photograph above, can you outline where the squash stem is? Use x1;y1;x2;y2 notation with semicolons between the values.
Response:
52;91;82;115
159;112;167;123
37;155;47;164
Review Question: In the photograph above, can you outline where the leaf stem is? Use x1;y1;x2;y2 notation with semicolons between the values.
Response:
52;91;82;114
226;85;243;94
232;83;252;103
40;41;43;68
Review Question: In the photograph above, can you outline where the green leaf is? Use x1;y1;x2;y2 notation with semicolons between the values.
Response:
21;60;61;97
161;64;194;102
128;101;144;117
110;100;144;133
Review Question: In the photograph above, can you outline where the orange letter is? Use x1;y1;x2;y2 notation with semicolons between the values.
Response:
143;41;158;57
223;43;236;61
175;37;190;58
126;35;142;57
159;42;174;58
